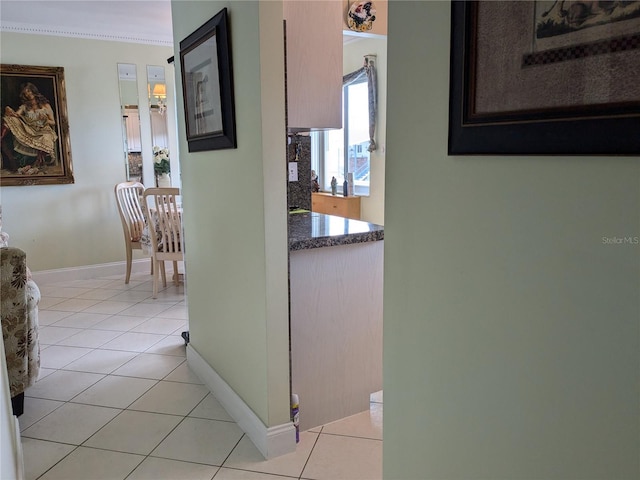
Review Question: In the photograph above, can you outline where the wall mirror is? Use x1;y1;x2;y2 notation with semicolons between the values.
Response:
117;63;143;183
147;65;170;186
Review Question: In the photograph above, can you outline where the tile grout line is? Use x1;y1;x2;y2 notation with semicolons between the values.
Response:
298;425;323;480
34;444;82;480
120;388;225;479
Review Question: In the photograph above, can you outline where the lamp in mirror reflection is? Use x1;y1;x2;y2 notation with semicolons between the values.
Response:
153;84;167;115
147;65;170;153
152;84;167;98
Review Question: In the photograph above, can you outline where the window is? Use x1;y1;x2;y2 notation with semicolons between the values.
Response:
312;77;371;196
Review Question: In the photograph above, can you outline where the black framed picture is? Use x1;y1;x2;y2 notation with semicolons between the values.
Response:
448;1;640;155
1;64;74;186
179;7;236;152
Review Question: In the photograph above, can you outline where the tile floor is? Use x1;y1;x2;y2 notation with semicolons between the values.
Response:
20;271;383;480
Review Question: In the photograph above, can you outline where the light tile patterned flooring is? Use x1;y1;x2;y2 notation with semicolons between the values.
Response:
20;271;383;480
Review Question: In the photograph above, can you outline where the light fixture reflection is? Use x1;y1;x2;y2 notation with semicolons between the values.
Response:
152;83;167;115
152;83;167;98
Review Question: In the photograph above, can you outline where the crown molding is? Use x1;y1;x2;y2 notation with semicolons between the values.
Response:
0;22;173;47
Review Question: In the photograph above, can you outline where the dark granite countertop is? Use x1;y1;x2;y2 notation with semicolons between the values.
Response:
288;212;384;251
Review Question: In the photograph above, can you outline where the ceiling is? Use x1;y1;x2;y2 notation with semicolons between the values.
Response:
1;1;373;47
0;0;173;46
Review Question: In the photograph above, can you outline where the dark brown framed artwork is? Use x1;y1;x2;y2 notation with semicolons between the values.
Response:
179;7;236;152
1;64;74;185
448;1;640;155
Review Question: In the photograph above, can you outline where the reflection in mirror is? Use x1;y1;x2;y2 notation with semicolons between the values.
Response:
117;63;143;183
147;65;170;186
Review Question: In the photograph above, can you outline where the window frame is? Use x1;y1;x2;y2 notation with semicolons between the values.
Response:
312;77;370;197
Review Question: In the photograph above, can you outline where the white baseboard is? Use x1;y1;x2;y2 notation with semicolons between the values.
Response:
187;344;296;459
31;258;182;285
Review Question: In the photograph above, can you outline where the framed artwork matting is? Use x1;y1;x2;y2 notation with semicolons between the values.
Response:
179;7;237;152
448;1;640;155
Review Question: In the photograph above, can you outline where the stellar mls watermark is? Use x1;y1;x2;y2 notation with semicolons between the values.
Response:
602;236;639;245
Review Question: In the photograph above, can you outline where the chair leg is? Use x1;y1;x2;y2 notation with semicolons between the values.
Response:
173;261;179;285
11;392;24;417
125;246;133;284
160;261;167;287
152;259;160;299
150;257;154;275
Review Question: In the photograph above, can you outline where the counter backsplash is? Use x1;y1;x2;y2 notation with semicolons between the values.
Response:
287;134;312;211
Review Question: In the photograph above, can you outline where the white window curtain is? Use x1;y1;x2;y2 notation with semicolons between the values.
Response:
342;54;377;152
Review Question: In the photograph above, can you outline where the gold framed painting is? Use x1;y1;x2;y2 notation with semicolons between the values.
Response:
1;64;74;185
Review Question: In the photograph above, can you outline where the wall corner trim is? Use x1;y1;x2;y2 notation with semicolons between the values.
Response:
186;345;296;459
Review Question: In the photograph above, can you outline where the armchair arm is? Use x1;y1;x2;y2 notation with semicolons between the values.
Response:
1;247;40;398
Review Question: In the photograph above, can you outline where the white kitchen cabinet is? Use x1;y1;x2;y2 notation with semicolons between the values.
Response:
284;0;343;131
290;240;383;430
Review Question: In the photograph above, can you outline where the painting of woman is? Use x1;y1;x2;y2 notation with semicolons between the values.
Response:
1;82;58;172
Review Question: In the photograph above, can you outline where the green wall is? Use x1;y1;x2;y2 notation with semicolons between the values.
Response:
383;2;640;478
0;33;174;271
171;0;290;427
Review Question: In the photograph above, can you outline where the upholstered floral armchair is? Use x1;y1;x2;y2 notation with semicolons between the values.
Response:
0;206;40;416
0;207;8;248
